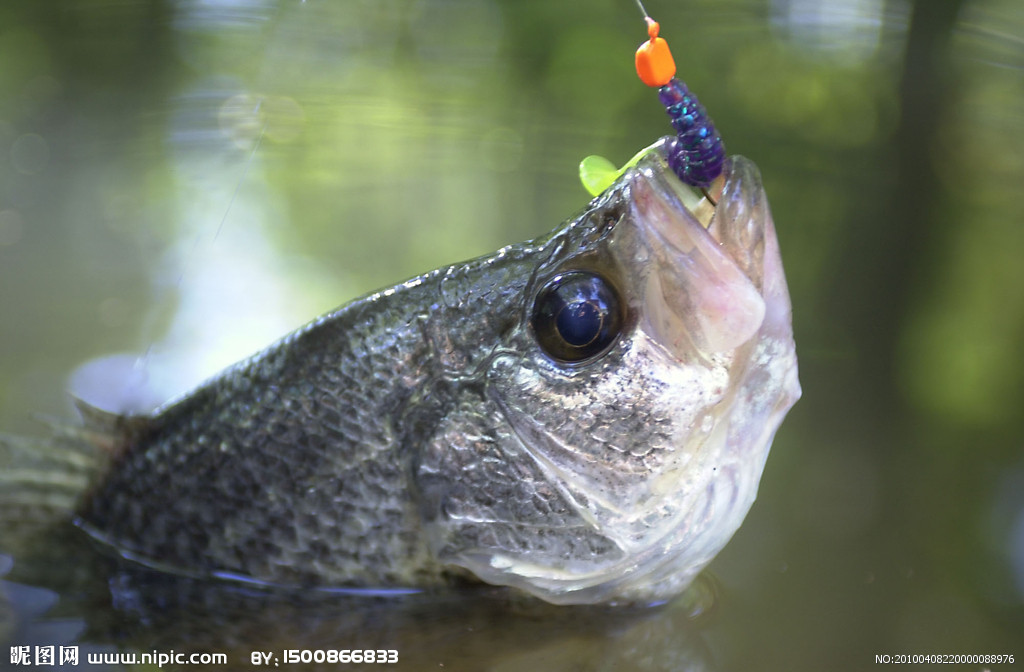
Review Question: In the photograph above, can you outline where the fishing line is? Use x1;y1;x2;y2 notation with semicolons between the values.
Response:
164;98;268;320
215;98;267;241
132;98;268;403
579;2;726;204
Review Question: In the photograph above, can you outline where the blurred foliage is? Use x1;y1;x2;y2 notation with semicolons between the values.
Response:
0;0;1022;669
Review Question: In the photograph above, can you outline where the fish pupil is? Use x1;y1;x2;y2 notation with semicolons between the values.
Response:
556;301;603;347
530;271;623;363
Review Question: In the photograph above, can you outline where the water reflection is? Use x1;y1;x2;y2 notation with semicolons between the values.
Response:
2;526;716;671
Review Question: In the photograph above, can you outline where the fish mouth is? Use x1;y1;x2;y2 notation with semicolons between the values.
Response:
634;137;723;231
625;140;782;357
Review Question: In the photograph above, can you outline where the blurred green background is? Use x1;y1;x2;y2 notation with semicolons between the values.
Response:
0;0;1022;669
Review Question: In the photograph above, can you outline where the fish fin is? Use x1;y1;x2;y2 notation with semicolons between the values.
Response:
0;399;153;553
69;394;154;456
0;431;96;554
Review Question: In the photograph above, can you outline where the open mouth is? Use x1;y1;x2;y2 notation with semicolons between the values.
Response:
634;137;723;229
634;141;774;296
626;143;768;355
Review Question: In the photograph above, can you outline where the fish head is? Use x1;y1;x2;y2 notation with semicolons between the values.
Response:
417;140;801;605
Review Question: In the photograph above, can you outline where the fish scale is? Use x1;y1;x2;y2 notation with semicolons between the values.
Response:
80;278;450;587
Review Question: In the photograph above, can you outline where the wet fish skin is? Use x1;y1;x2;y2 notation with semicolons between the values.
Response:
80;248;543;588
77;142;800;605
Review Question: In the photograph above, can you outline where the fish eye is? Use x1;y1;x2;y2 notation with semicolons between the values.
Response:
530;271;623;363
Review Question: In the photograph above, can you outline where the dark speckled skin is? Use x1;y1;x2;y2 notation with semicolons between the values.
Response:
78;194;612;589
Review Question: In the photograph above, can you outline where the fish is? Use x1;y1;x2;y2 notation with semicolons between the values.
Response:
3;139;800;606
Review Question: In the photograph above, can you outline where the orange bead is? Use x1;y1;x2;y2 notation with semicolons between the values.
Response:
635;18;676;88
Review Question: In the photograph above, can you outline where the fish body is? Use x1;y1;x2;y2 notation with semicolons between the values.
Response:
74;141;800;605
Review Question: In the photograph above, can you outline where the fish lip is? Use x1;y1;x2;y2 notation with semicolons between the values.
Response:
629;142;774;294
631;138;716;226
624;141;771;356
628;137;751;242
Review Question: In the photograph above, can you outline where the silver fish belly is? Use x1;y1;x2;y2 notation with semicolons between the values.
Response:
76;141;800;605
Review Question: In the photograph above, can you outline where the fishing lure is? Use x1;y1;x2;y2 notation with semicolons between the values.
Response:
580;3;726;196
